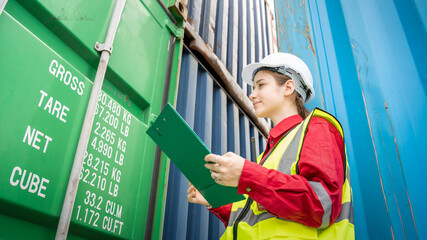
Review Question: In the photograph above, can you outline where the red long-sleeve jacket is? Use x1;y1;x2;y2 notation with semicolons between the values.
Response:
209;114;345;228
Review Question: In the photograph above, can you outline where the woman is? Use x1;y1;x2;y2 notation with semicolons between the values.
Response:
187;52;354;239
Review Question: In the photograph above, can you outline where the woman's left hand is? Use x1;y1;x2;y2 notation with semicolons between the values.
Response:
204;152;246;187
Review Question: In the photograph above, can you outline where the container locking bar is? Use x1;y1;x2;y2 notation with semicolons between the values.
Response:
55;0;127;239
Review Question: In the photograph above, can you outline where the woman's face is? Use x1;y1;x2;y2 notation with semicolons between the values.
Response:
249;71;287;119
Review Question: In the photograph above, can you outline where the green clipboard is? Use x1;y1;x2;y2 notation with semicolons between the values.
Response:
146;104;244;208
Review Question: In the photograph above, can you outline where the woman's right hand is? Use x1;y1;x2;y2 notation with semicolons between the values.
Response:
187;183;210;207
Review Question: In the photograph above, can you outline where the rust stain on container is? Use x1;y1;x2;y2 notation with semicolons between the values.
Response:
384;101;419;238
361;91;396;240
352;40;396;238
374;102;406;238
305;25;315;55
291;28;316;56
276;20;284;52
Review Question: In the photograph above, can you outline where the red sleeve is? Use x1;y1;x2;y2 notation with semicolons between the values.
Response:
237;117;344;228
208;204;232;227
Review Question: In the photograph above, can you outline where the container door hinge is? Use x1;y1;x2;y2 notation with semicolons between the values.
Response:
94;42;113;55
168;0;188;22
165;19;184;38
0;0;9;15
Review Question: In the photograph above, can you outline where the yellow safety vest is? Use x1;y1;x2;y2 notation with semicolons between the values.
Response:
221;108;354;240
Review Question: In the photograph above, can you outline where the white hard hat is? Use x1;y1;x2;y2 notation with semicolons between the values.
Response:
242;52;315;104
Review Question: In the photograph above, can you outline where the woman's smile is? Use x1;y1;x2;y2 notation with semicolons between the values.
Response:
253;101;261;108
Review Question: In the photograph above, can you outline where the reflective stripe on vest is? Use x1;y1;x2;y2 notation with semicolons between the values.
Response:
222;108;354;240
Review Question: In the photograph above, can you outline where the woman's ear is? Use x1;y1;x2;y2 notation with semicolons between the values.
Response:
283;80;296;97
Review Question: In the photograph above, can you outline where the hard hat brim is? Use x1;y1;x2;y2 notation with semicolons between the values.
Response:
242;62;288;86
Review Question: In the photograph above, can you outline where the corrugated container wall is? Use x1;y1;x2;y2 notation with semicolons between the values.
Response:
162;0;275;239
275;0;426;239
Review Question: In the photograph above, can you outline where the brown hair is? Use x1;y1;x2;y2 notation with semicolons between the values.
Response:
262;70;310;119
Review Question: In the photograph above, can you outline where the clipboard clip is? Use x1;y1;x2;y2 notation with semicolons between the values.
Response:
149;113;163;136
149;114;170;137
149;113;158;127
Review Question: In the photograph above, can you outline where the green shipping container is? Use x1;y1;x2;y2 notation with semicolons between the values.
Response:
0;0;183;239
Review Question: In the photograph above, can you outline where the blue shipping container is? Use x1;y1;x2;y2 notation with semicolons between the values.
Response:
275;0;427;239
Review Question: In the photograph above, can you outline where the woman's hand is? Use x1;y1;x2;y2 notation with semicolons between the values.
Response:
204;152;246;187
187;183;210;206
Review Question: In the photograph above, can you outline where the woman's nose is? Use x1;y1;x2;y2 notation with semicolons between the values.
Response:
249;90;256;101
